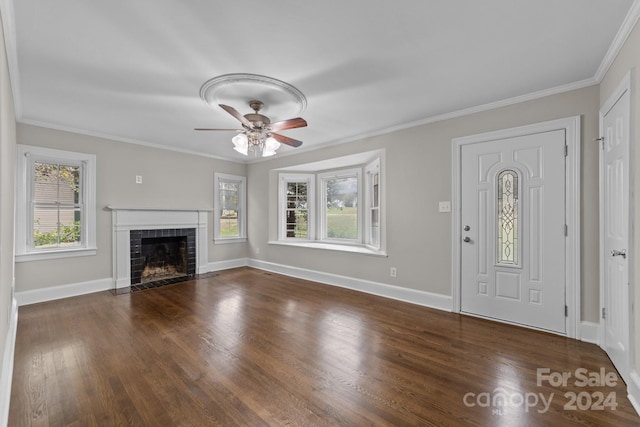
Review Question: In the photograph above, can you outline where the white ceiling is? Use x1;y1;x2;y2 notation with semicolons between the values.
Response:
5;0;638;162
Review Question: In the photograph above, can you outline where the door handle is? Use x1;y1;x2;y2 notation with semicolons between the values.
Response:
463;237;471;243
611;249;627;259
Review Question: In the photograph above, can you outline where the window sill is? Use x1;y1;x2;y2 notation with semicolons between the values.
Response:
16;247;98;263
269;240;387;257
214;237;248;245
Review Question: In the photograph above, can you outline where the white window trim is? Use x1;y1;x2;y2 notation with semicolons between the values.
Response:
318;167;362;243
213;173;247;244
278;173;315;241
364;157;382;250
16;144;97;262
274;153;386;257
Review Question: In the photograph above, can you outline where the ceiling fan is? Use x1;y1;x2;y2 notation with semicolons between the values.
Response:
195;100;307;157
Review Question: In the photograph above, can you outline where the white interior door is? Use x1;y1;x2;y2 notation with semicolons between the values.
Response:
460;130;566;333
601;81;631;381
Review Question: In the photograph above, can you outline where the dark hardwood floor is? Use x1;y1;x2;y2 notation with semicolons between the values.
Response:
9;267;640;426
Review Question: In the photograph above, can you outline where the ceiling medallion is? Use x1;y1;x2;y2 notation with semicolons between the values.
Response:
197;74;308;157
199;73;307;121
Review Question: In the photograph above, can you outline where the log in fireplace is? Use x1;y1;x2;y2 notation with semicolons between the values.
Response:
129;228;196;291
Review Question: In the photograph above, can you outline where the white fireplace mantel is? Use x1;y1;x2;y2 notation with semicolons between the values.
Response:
107;206;211;290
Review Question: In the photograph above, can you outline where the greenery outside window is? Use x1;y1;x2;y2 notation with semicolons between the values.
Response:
16;145;96;261
214;173;247;243
279;173;315;240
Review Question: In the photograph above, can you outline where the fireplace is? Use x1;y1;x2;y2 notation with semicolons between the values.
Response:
130;228;196;289
108;207;210;293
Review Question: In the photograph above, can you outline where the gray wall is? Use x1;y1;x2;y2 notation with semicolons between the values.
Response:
247;85;601;322
14;125;248;291
599;18;640;374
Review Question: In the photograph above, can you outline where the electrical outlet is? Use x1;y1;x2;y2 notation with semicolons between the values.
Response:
136;175;143;184
439;201;451;213
390;267;397;278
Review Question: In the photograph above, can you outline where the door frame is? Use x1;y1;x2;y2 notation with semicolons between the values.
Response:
598;70;634;384
451;116;581;338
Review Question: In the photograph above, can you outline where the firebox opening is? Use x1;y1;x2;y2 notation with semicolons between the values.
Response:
141;236;187;283
129;228;196;289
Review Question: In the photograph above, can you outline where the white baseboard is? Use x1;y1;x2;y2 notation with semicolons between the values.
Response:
14;258;251;307
0;297;17;427
579;321;601;345
15;278;112;306
206;258;248;273
248;259;453;312
628;370;640;416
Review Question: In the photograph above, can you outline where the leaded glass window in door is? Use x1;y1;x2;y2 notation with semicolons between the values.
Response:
497;170;519;265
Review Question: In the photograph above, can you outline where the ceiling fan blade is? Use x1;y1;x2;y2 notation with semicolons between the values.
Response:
269;117;308;131
219;104;254;128
194;128;240;131
271;132;303;148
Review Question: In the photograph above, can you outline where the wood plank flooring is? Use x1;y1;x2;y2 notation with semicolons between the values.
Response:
9;267;640;426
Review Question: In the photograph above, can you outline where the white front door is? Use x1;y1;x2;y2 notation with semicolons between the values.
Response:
460;130;566;333
601;78;631;381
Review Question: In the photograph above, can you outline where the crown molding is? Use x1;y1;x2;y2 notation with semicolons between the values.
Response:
594;0;640;82
18;118;246;163
345;78;598;140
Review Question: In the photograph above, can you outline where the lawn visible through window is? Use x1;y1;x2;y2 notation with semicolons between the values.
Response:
219;181;239;237
325;176;358;240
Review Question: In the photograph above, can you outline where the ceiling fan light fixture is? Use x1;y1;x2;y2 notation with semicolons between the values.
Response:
262;136;281;157
232;133;249;155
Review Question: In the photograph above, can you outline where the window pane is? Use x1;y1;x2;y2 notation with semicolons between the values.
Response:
286;182;308;238
32;162;82;249
287;182;307;208
34;162;80;204
325;176;357;240
286;210;308;237
369;170;380;247
372;173;379;207
33;206;81;248
370;209;380;246
219;213;238;237
219;181;239;237
497;170;518;264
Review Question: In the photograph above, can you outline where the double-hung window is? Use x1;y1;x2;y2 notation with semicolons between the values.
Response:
214;173;247;243
364;158;381;247
279;173;315;240
16;145;97;261
275;151;385;256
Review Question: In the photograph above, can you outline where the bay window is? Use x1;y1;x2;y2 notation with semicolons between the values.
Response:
275;151;385;256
